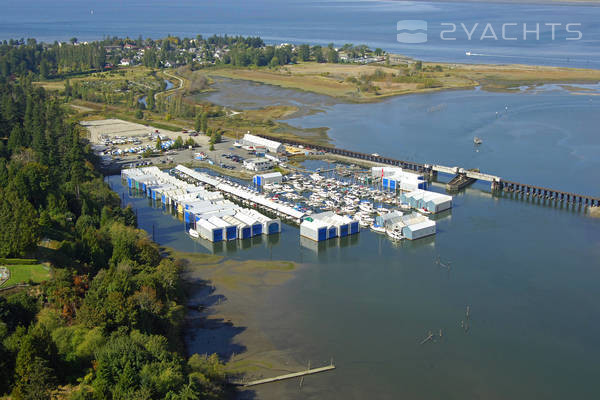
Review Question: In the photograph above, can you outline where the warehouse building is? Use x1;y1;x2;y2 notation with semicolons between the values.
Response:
242;133;284;153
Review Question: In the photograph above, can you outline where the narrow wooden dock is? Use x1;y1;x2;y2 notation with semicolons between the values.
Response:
236;364;336;387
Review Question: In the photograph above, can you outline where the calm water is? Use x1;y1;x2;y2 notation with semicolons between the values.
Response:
108;165;600;399
2;0;600;68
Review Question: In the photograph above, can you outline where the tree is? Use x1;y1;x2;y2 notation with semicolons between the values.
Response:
7;125;26;151
200;112;208;134
173;136;184;149
184;137;196;148
312;45;324;63
374;48;383;56
64;79;72;98
12;326;59;400
298;44;310;61
12;356;56;400
135;109;143;119
0;189;40;257
415;60;422;71
327;48;339;63
194;113;201;132
155;137;162;150
146;92;155;111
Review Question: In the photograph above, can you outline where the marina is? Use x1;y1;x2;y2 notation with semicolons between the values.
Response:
121;160;451;246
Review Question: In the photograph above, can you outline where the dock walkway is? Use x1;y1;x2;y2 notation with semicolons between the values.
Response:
234;365;336;387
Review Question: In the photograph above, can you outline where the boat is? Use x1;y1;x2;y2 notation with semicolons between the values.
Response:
188;228;199;238
473;136;483;145
386;228;404;241
465;51;472;56
358;220;368;228
370;224;386;234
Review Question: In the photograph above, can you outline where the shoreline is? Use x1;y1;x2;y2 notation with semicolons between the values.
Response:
174;250;308;396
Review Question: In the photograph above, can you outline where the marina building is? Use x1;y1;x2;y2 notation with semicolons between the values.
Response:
243;158;274;172
371;167;427;192
242;133;285;153
253;172;283;186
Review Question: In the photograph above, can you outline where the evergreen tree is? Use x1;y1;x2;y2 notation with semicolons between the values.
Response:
194;112;201;132
201;112;208;133
7;125;26;150
0;189;40;257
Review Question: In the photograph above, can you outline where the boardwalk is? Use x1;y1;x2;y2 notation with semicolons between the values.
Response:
235;365;336;387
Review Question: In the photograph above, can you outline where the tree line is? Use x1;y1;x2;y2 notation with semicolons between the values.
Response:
0;39;106;82
0;35;383;81
0;78;228;397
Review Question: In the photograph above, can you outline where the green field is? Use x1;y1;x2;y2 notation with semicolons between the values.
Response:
1;264;50;287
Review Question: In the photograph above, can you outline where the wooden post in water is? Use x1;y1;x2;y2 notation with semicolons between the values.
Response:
420;331;434;345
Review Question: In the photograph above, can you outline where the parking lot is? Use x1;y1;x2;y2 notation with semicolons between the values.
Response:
83;119;288;175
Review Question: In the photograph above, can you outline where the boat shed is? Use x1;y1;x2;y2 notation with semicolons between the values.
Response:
402;220;436;240
238;209;281;235
253;172;283;186
234;212;263;236
208;217;237;241
222;215;252;240
374;211;404;228
242;133;284;153
419;193;453;214
196;219;224;242
300;219;329;242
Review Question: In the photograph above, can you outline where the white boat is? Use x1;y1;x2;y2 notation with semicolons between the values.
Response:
386;228;404;241
233;141;243;147
370;224;386;234
399;203;411;210
474;136;483;145
188;228;199;238
310;173;324;182
359;202;373;213
465;51;472;56
359;219;371;228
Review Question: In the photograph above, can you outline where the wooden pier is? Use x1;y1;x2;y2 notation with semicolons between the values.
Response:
258;134;600;208
234;364;336;387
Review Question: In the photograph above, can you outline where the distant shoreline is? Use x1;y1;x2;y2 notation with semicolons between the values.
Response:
401;0;600;6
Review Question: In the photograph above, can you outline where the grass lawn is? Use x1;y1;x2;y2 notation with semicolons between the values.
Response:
1;264;50;287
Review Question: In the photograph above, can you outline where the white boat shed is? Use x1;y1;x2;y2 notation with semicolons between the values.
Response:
242;133;284;153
